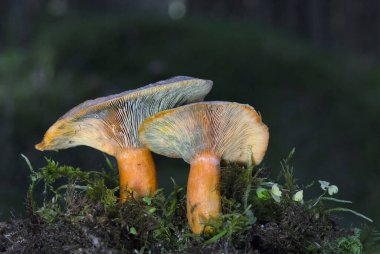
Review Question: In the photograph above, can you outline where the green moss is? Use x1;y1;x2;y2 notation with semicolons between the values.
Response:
0;153;378;253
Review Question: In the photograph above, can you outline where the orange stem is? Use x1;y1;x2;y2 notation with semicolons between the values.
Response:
116;147;157;203
187;151;221;234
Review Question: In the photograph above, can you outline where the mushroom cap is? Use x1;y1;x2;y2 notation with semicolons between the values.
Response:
138;102;269;165
35;76;213;156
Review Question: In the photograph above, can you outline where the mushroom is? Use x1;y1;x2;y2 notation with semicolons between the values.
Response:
35;76;212;202
138;102;269;234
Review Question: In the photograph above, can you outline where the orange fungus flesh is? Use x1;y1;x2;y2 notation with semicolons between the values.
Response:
187;152;221;234
116;147;157;203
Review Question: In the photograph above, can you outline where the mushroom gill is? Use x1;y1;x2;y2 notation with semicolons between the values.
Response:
36;76;213;202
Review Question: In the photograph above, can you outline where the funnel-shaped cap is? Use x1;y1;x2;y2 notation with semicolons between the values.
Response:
139;102;269;165
36;76;213;156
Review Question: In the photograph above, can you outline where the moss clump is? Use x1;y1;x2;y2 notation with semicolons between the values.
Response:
0;153;378;253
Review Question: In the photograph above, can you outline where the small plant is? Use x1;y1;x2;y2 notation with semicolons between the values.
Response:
310;180;373;223
7;151;378;253
22;154;119;223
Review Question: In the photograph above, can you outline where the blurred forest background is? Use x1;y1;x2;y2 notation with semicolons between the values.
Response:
0;0;379;227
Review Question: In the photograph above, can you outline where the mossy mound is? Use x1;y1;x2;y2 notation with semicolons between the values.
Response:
0;153;378;253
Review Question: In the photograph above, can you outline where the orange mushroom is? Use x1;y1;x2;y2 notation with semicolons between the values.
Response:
35;76;212;202
139;102;269;234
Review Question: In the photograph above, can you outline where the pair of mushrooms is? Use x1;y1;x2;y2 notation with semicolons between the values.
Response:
36;76;269;234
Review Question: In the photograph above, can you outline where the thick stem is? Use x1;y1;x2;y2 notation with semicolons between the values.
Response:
187;151;221;234
116;147;157;203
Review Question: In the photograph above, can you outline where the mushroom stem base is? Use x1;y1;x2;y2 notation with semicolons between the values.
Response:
116;147;157;203
187;152;221;234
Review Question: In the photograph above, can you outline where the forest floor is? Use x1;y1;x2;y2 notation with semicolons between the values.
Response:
0;152;378;253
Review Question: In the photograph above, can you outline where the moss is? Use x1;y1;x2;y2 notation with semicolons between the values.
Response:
0;155;378;253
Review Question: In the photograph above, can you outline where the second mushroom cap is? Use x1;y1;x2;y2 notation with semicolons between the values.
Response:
139;101;269;165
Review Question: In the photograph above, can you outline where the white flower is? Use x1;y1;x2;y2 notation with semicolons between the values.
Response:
292;190;303;202
319;180;330;190
271;184;282;202
327;185;338;195
271;184;282;196
319;180;339;196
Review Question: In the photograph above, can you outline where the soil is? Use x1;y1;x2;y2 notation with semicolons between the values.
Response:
0;201;346;254
0;160;360;253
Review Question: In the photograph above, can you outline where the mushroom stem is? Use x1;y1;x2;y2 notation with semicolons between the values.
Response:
116;147;157;203
187;151;221;234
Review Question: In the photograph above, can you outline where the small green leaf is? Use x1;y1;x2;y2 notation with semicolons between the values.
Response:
321;197;352;204
104;155;115;172
21;154;35;173
148;207;156;214
325;207;373;222
129;227;137;235
142;196;152;205
204;229;228;244
256;187;271;200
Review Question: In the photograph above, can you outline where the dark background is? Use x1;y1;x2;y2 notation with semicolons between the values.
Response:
0;0;379;227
